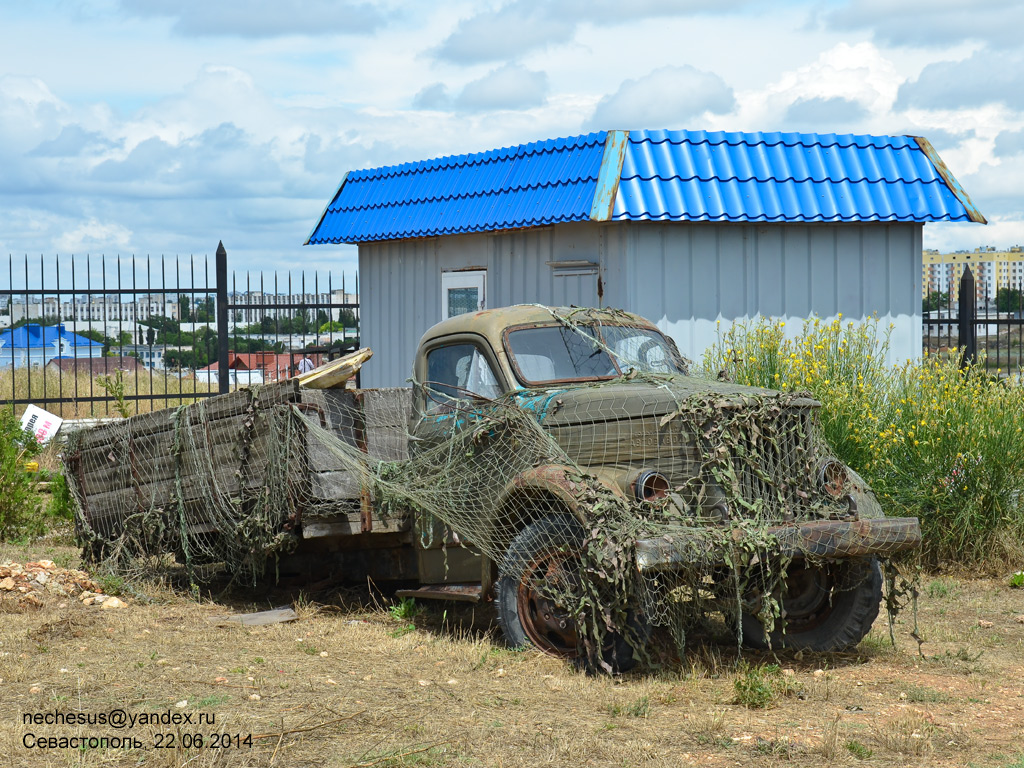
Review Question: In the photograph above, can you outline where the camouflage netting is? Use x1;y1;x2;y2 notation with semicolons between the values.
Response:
66;307;919;669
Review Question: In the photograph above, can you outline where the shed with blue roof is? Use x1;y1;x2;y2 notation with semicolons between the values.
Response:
0;323;104;368
307;129;984;387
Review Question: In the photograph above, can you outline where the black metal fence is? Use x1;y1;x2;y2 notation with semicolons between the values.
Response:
923;265;1024;372
0;243;358;417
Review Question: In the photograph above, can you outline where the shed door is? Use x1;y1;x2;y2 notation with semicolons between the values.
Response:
550;262;600;308
441;270;486;320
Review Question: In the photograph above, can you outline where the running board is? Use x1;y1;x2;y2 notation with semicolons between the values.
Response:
396;583;482;603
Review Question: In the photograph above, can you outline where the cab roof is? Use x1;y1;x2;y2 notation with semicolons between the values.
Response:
418;305;660;348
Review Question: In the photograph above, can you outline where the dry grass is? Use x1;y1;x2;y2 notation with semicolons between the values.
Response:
0;368;216;419
1;539;1023;768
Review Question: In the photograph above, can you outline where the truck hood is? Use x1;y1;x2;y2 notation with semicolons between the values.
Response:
514;375;818;429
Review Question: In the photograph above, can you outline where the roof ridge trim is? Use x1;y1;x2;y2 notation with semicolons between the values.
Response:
910;136;987;224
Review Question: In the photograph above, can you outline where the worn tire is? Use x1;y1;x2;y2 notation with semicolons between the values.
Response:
494;515;643;672
740;558;883;652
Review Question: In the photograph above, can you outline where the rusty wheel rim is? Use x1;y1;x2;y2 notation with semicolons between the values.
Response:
781;563;836;631
516;549;581;658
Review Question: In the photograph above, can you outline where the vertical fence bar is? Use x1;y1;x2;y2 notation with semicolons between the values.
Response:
959;266;977;368
216;241;229;394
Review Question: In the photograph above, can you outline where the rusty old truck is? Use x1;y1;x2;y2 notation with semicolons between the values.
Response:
67;305;921;665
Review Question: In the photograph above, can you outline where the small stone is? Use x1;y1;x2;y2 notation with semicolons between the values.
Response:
496;668;506;678
978;619;994;629
82;597;95;606
35;572;48;586
1014;615;1024;624
418;680;430;686
35;560;55;569
899;692;908;700
100;597;124;610
812;669;825;678
249;693;261;701
214;677;227;683
19;594;43;609
0;577;15;591
782;668;795;677
446;679;458;685
29;686;41;693
319;651;328;657
175;700;188;708
156;659;170;666
325;678;338;685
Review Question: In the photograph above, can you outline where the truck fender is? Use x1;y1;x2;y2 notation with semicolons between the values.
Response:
495;464;628;529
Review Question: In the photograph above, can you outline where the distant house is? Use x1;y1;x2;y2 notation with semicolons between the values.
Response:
0;323;104;368
195;351;322;387
307;129;986;388
119;345;166;370
47;356;146;377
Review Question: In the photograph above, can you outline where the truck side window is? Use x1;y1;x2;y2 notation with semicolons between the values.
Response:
424;343;501;411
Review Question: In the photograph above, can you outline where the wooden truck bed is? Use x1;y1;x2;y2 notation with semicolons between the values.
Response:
65;380;414;557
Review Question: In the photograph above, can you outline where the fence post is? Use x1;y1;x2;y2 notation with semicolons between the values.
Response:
958;266;976;368
215;241;230;394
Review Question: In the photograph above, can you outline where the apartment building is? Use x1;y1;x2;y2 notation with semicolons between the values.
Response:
922;246;1024;304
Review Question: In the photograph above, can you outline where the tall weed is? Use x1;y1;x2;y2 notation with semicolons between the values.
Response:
0;408;44;540
703;316;1024;569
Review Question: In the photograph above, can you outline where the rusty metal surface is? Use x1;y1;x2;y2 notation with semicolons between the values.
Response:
912;136;987;224
635;517;922;572
396;583;482;603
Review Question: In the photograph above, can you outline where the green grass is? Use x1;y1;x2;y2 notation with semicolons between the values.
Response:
606;695;650;718
389;597;420;621
846;739;873;759
732;663;799;709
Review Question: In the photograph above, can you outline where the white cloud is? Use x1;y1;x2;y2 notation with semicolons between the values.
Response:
434;0;750;63
54;218;134;253
821;0;1024;50
117;0;389;37
587;66;734;130
736;43;900;129
897;49;1024;111
456;65;548;112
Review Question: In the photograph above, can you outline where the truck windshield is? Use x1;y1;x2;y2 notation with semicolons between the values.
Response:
505;324;684;385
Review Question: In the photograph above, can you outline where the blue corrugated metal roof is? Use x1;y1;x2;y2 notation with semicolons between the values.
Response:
306;129;984;244
0;323;103;350
308;132;608;244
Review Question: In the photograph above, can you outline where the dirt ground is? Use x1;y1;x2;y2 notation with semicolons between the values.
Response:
1;535;1022;768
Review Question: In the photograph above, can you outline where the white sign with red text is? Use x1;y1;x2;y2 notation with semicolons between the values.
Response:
20;405;63;445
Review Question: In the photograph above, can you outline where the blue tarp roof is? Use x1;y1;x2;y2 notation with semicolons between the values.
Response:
0;323;103;350
306;129;985;245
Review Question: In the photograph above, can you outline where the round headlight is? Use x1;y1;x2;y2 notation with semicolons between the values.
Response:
818;460;848;498
633;470;670;502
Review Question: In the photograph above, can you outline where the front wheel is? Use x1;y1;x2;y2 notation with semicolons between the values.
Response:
494;516;643;672
740;558;883;652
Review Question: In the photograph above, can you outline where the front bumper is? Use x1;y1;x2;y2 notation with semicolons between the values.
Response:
635;517;922;573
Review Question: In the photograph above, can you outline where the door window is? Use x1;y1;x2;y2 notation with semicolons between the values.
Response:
424;343;501;412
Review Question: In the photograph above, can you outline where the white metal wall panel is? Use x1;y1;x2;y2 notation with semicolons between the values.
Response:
359;224;601;388
602;221;923;369
359;220;923;387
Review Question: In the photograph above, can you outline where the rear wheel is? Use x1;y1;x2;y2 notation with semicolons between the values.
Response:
740;558;882;651
495;516;643;672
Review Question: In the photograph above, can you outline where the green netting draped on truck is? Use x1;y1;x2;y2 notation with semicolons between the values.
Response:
66;306;918;669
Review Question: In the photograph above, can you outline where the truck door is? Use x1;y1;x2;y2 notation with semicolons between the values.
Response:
411;338;505;586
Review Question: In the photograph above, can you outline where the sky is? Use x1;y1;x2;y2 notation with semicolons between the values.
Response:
1;0;1022;283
